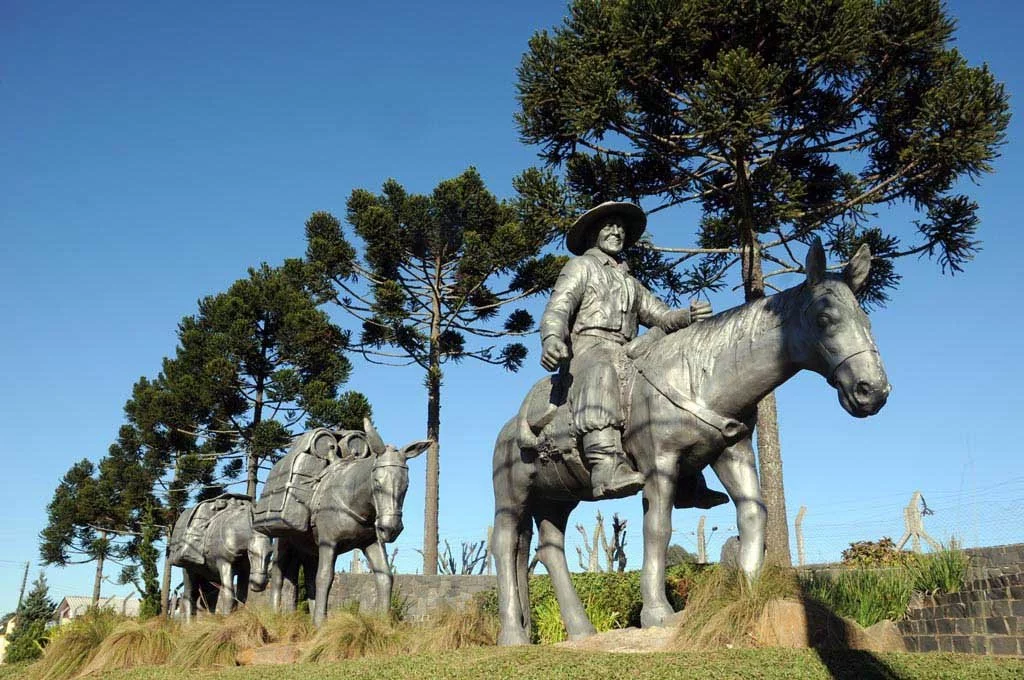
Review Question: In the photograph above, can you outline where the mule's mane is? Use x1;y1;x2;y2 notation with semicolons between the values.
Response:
658;283;804;381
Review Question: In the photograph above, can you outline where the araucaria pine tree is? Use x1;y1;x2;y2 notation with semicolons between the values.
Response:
304;167;562;573
515;0;1009;565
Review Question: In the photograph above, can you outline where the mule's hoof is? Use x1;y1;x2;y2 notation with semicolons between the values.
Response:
566;626;598;641
640;603;675;628
498;628;531;647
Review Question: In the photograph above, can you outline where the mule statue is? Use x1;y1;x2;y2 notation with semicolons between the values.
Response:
169;494;273;620
491;238;890;645
253;419;430;626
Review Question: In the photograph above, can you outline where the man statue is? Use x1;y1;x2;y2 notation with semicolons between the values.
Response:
540;201;718;501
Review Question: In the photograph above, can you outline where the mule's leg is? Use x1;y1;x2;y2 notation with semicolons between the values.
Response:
362;541;392;616
182;570;195;623
216;560;236;616
710;438;766;582
235;560;250;605
494;498;531;645
535;501;595;639
515;513;533;635
640;463;677;627
269;541;286;612
313;542;337;627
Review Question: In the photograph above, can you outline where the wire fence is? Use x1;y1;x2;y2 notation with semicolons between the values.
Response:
372;478;1024;575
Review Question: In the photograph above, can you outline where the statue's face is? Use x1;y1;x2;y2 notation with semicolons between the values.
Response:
594;220;625;256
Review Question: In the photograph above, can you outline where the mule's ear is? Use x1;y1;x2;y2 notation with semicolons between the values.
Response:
843;243;872;294
363;418;386;456
805;238;826;285
401;440;432;460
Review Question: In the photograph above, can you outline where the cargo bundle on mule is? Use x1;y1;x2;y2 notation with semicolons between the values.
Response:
253;428;370;535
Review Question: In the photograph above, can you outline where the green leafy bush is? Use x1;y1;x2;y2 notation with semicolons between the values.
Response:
840;538;912;567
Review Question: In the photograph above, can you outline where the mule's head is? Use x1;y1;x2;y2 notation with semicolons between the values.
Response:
364;418;431;544
791;239;891;417
247;529;273;592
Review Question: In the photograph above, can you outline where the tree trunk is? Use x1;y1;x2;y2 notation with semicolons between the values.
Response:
423;366;441;575
756;392;792;566
92;530;107;606
738;162;793;567
422;276;443;575
161;543;173;617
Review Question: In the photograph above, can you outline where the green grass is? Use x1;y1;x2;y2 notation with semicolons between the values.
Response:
3;647;1019;680
801;546;971;627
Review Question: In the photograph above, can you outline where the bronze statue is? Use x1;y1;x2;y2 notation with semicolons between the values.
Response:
493;230;890;645
537;202;722;503
169;494;272;620
254;419;430;626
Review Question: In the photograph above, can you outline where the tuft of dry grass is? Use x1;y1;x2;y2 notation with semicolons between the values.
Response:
300;611;401;663
672;566;804;651
77;618;177;675
247;607;315;644
410;601;499;652
31;608;124;680
167;608;270;669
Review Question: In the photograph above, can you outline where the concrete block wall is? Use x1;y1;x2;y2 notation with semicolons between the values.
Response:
326;573;496;620
898;573;1024;656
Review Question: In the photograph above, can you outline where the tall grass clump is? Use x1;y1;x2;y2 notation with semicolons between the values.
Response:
801;568;913;628
908;544;970;594
673;566;803;650
251;607;315;643
168;608;270;669
801;544;969;627
300;611;399;663
31;608;124;680
411;601;499;651
77;618;177;675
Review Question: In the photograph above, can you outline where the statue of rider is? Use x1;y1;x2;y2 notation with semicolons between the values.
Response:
540;201;720;501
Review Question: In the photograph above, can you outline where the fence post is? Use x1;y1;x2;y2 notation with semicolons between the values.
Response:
795;506;807;566
895;490;942;553
697;515;707;564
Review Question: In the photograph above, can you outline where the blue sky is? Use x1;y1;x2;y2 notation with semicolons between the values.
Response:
1;1;1021;613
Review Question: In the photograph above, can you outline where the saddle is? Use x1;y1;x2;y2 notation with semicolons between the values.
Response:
252;428;369;536
516;331;663;482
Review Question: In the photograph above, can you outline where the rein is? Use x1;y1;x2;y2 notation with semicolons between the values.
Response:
634;363;749;445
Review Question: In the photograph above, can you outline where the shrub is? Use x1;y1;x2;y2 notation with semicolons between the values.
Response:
2;621;46;664
840;538;912;567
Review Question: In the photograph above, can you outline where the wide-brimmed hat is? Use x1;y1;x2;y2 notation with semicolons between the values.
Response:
565;201;647;255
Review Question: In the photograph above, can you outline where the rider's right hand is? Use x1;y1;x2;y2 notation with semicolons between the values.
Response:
541;337;569;371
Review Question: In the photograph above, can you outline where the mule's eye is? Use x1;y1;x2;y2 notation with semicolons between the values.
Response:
817;313;833;329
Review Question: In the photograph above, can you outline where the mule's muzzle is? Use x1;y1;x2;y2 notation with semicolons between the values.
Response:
249;570;269;593
833;351;890;417
376;515;404;543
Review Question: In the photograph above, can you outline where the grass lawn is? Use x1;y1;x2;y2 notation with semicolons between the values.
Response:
2;647;1020;680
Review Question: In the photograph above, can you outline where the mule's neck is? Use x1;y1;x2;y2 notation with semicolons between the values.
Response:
330;456;376;523
673;289;802;421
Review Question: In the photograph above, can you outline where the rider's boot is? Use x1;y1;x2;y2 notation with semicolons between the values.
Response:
583;428;645;500
674;472;730;509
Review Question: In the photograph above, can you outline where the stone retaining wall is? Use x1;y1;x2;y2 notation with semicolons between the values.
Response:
897;573;1024;656
325;573;496;620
